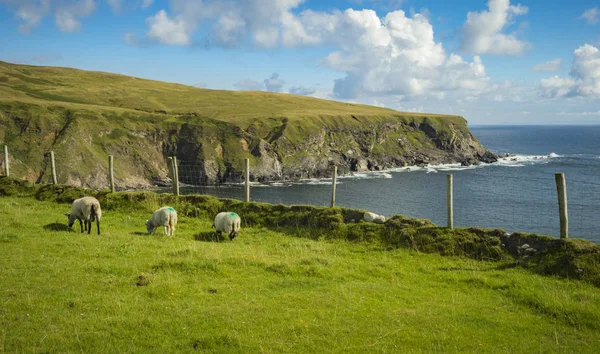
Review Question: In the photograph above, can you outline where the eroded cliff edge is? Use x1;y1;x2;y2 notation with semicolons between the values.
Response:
1;103;496;189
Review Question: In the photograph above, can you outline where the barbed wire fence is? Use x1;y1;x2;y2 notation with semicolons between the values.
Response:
1;145;597;242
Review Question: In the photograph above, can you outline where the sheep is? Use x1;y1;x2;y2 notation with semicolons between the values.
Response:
146;206;178;236
65;196;102;234
363;211;385;224
212;212;241;240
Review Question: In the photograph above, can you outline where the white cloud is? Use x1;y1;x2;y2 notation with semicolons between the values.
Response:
55;0;95;32
531;58;562;72
146;9;194;45
0;0;51;33
140;3;489;99
289;86;316;96
540;44;600;98
264;73;285;92
580;7;599;24
540;76;576;98
460;0;530;56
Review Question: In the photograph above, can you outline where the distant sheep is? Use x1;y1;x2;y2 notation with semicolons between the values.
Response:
65;196;102;234
146;206;178;236
213;212;241;240
363;211;385;224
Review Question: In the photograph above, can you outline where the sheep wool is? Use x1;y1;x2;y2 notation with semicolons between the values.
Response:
363;211;386;224
146;206;178;236
65;196;102;235
213;212;241;240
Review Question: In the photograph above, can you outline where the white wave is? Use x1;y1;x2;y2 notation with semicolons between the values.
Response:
426;167;438;174
496;152;560;166
339;171;393;180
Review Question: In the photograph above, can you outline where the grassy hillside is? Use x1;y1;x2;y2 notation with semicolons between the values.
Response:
0;60;461;126
1;193;600;352
0;61;492;187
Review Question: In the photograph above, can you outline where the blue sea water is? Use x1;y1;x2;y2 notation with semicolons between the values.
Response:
179;125;600;243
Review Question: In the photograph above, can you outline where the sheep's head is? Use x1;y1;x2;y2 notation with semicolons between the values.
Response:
145;220;156;234
64;213;75;228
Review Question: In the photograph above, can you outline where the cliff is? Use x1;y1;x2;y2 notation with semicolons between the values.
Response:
0;61;496;189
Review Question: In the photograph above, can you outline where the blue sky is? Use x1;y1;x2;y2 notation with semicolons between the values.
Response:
1;0;599;125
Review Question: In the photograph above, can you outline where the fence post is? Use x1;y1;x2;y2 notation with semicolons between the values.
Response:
330;165;337;208
447;174;453;229
50;151;57;184
108;155;115;192
172;156;180;196
555;172;568;239
245;158;250;202
3;145;8;177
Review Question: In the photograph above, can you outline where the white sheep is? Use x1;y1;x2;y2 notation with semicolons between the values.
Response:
213;211;241;240
146;206;178;236
363;211;386;224
65;196;102;234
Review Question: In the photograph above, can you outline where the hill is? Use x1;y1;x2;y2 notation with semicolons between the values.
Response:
0;61;496;188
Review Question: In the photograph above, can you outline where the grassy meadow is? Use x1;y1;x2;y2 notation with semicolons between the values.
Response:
1;194;600;353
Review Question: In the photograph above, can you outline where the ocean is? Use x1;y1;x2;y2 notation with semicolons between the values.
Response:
177;125;600;243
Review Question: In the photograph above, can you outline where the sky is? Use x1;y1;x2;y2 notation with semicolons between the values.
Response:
0;0;599;125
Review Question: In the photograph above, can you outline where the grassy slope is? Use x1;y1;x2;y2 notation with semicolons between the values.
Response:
1;195;600;353
0;60;464;129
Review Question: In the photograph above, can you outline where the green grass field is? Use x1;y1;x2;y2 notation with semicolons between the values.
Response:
1;195;600;353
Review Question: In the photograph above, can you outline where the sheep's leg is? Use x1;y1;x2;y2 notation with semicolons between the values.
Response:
87;219;92;234
97;220;101;235
164;225;169;236
79;219;84;233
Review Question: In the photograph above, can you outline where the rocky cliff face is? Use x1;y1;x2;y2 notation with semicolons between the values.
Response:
0;104;496;189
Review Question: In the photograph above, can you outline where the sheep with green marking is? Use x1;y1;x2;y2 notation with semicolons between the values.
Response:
213;212;241;240
146;206;178;236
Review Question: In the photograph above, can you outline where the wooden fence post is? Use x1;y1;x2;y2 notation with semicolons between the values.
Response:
331;165;337;208
3;145;8;177
555;173;568;239
447;174;453;229
245;158;250;202
108;155;115;192
173;156;180;196
50;151;57;185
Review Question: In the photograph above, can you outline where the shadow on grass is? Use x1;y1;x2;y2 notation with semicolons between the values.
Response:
194;231;224;243
131;231;150;236
43;223;73;232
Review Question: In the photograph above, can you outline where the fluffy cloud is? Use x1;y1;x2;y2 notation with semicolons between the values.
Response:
140;2;490;99
460;0;530;56
264;73;285;92
540;44;600;98
55;0;95;32
531;59;562;72
580;7;599;24
289;86;316;96
324;10;489;98
146;9;194;45
0;0;96;33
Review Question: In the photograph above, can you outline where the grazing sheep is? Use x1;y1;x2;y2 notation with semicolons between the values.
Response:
65;196;102;234
363;211;386;224
213;212;241;240
146;206;178;236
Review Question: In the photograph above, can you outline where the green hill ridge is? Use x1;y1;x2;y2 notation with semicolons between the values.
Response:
0;61;496;188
